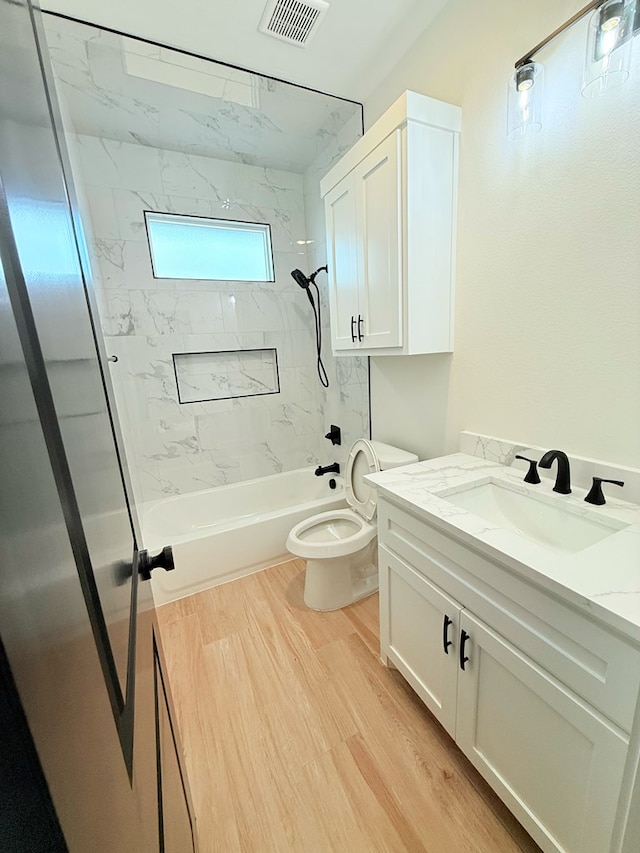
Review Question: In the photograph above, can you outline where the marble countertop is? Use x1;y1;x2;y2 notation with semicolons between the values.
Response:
365;453;640;644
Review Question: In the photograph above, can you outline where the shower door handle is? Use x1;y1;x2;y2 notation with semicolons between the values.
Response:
357;315;364;342
138;545;175;581
350;315;357;343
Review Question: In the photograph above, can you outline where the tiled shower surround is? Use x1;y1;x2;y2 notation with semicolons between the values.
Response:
72;134;369;504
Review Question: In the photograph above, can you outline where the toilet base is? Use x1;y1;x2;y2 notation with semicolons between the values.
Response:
303;540;378;611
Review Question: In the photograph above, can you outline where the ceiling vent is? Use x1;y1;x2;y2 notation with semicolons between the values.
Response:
258;0;329;47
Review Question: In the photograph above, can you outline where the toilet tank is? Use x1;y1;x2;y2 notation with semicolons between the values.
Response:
369;440;418;471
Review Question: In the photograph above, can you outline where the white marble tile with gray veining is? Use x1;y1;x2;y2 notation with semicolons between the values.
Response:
46;14;368;501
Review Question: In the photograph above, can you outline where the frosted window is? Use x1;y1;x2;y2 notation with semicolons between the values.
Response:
145;212;274;281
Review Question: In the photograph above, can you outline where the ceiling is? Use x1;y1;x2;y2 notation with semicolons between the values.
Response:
43;16;362;173
40;0;451;102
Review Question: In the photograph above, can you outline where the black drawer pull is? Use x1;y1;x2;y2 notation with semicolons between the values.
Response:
350;315;357;342
357;314;364;341
459;629;470;671
442;615;453;654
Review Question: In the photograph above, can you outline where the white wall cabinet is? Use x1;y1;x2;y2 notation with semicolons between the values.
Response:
378;499;639;853
321;91;461;357
324;132;402;351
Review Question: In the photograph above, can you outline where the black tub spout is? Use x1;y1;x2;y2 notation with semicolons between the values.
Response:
315;462;340;476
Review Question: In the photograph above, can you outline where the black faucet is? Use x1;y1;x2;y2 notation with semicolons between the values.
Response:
538;449;571;494
315;462;340;477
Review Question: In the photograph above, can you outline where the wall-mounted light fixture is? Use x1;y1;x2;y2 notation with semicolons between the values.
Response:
583;0;633;95
507;61;544;137
508;0;638;136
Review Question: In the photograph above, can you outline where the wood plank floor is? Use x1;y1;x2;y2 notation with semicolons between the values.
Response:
157;559;542;853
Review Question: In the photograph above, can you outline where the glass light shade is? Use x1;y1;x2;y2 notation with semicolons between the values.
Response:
582;0;632;98
507;62;544;138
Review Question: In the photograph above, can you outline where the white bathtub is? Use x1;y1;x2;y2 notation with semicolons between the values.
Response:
142;467;346;605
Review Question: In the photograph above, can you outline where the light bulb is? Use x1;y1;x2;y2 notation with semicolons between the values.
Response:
515;64;535;92
599;0;624;32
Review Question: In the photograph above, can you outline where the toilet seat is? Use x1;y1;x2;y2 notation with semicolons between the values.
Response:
287;439;382;561
345;438;380;522
286;508;376;560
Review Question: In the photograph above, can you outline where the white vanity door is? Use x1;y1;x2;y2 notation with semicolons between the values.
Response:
379;546;460;738
455;610;629;853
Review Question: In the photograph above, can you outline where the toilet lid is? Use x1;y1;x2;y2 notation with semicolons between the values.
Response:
345;439;380;522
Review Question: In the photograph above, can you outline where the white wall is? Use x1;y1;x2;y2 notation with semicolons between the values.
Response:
366;0;640;467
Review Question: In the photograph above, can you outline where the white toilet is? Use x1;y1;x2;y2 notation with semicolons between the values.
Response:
286;438;418;611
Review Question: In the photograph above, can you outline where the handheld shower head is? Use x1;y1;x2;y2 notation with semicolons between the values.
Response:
290;265;330;388
291;266;329;289
291;268;310;289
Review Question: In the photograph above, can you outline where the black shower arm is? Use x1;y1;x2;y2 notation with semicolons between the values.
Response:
309;265;328;284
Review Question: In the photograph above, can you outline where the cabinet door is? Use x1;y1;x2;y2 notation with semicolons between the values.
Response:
154;637;196;853
324;174;360;351
455;610;628;853
355;131;402;349
379;546;460;737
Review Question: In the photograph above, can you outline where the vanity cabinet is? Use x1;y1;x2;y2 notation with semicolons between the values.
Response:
320;91;461;357
379;546;460;737
378;498;640;853
455;609;627;853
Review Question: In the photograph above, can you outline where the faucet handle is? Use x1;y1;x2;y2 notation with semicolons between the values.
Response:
515;455;541;485
584;477;624;506
324;425;342;446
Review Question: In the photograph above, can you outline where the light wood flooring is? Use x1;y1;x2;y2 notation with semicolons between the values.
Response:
157;559;542;853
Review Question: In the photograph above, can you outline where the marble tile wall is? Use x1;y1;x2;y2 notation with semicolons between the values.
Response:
72;133;367;503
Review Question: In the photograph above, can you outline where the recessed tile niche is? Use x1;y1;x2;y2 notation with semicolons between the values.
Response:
173;348;280;404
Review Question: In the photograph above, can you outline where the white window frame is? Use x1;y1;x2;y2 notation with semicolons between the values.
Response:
144;211;275;282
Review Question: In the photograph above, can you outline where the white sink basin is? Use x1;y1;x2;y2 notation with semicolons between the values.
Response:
441;481;628;552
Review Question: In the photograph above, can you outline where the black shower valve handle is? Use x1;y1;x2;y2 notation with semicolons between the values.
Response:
584;477;624;506
324;425;342;446
514;454;541;484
